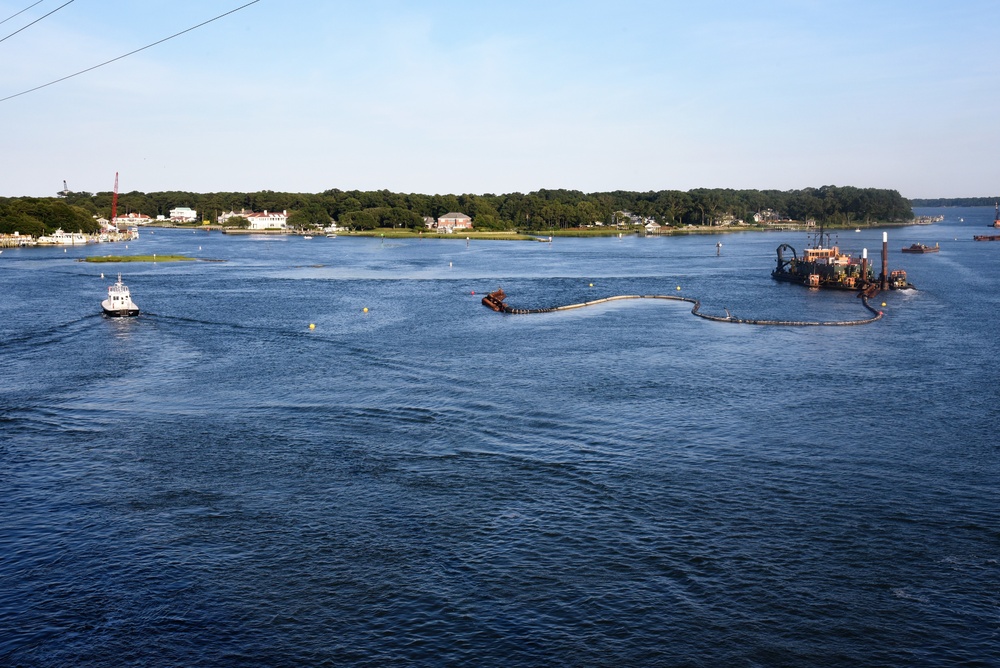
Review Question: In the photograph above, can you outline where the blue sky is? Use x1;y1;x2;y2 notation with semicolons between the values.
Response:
1;0;998;198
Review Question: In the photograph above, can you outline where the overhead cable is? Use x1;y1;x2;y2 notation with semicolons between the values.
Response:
0;0;75;44
0;0;45;27
0;0;261;103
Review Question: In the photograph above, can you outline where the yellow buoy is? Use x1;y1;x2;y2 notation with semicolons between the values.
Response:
309;323;315;330
676;286;681;290
589;283;593;287
363;307;368;313
881;302;887;307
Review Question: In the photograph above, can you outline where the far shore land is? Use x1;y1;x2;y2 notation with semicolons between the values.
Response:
142;219;924;241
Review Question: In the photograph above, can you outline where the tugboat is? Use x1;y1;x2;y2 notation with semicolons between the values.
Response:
101;274;140;317
901;242;940;253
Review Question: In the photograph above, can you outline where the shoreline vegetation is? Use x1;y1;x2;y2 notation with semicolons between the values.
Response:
910;197;1000;207
82;255;199;263
3;185;917;240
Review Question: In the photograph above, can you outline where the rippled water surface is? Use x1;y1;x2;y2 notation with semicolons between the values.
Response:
2;209;998;666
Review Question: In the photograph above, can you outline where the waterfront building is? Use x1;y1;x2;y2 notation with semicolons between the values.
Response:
169;207;198;222
113;212;152;225
218;209;289;230
436;212;473;233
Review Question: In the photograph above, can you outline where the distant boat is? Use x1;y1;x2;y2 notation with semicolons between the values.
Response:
101;274;139;317
36;228;88;245
855;228;861;232
901;243;939;254
326;234;337;238
303;235;313;240
993;202;1000;228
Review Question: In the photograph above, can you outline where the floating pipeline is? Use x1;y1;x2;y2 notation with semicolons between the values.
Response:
481;290;884;327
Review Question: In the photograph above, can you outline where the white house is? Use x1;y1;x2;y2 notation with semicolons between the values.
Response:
218;209;289;230
644;221;662;234
436;212;472;233
246;210;288;230
169;206;198;223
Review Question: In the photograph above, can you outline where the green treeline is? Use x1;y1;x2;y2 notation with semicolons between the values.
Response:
1;185;912;235
0;198;100;237
910;197;999;207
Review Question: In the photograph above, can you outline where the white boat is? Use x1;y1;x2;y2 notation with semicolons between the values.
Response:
36;228;89;245
303;235;313;240
326;234;337;238
101;274;139;317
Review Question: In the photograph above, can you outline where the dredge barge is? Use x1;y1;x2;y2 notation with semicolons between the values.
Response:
772;230;912;292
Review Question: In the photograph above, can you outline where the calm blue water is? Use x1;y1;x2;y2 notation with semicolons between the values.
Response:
1;208;997;666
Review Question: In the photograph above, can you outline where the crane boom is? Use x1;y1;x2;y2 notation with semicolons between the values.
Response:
111;172;119;225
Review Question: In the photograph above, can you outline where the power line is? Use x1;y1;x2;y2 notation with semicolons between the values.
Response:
0;0;75;44
0;0;262;103
0;0;44;27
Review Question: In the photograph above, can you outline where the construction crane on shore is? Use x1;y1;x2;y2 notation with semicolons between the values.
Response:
111;172;119;224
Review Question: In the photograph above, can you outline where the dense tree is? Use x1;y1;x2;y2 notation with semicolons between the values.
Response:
0;185;914;236
287;203;331;229
0;198;96;235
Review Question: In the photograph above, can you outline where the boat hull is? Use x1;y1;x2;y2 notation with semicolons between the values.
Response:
102;303;139;317
771;268;865;290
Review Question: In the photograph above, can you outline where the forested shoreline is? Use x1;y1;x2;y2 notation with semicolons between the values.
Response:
1;185;913;235
910;197;999;207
